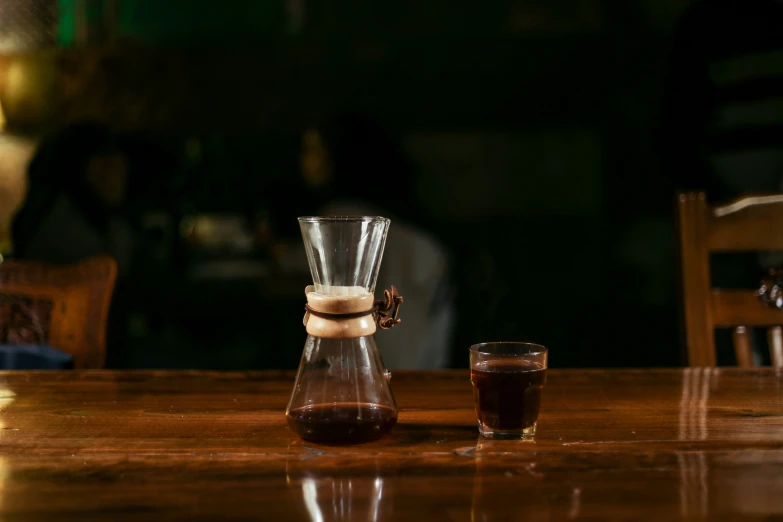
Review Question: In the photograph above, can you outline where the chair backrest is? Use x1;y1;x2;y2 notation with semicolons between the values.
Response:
0;256;117;368
678;192;783;368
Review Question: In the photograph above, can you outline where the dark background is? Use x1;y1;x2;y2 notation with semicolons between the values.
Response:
0;0;698;369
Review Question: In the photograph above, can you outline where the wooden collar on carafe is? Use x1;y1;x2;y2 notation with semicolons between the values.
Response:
302;285;404;339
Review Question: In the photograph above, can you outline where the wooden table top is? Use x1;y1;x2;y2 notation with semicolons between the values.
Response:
0;368;781;520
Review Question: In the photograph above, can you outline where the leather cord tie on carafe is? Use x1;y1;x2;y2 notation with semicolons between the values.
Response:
373;285;404;330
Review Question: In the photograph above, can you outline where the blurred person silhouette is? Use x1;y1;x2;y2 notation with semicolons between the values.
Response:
11;122;138;368
12;122;136;276
661;0;783;364
297;110;456;369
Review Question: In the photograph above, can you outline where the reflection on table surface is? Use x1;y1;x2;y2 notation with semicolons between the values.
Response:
0;449;781;520
0;369;780;520
280;446;783;521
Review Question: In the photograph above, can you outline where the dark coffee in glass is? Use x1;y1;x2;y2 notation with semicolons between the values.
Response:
470;343;548;439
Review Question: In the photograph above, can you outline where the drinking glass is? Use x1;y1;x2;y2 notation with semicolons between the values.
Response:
470;342;548;439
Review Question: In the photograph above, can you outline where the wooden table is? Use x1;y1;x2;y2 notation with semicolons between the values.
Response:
0;369;781;520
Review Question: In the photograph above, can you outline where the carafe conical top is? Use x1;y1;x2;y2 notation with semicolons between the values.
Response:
299;216;388;295
286;217;398;444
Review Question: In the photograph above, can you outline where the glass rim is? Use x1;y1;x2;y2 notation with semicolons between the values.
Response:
469;341;548;355
298;216;390;224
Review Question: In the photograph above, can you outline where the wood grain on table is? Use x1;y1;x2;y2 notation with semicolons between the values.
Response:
0;369;781;520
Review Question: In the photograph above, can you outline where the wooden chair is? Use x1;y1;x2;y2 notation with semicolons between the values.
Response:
678;192;783;368
0;256;117;368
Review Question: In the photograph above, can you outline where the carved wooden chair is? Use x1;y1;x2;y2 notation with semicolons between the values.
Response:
678;192;783;368
0;256;117;368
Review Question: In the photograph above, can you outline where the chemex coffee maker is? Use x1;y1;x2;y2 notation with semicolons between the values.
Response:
286;216;403;444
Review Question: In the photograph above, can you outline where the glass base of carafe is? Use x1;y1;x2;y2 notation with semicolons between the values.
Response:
286;334;397;444
286;401;397;444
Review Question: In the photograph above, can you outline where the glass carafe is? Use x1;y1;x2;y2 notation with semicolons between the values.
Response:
286;216;398;444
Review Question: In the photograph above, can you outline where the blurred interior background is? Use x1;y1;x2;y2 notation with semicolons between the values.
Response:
0;0;701;369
